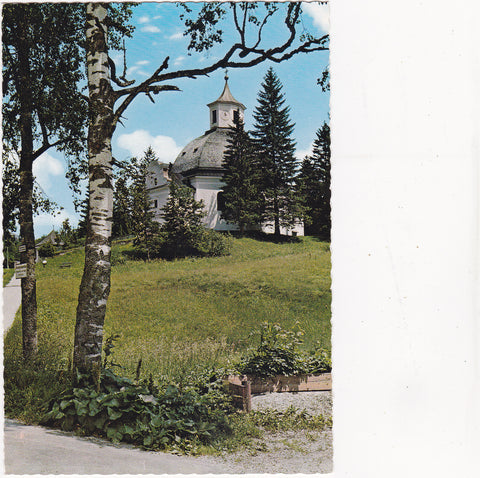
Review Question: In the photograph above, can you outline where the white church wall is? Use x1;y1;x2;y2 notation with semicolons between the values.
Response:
190;176;238;232
147;183;170;223
146;161;171;223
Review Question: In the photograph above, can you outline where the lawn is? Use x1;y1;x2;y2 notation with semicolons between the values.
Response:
5;236;331;385
3;268;14;286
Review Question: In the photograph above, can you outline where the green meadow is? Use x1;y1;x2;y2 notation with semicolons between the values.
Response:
5;236;331;387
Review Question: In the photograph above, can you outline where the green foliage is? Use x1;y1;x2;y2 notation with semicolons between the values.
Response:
297;123;331;239
252;68;301;235
3;268;15;286
4;348;73;424
5;237;330;397
158;181;207;258
133;181;231;260
221;118;263;234
41;367;231;454
249;406;332;432
38;242;55;258
59;218;78;249
113;147;159;253
236;322;331;378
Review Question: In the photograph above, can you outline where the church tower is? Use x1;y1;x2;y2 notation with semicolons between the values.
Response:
207;72;246;130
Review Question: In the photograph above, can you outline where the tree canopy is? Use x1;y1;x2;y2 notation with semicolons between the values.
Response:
252;68;300;236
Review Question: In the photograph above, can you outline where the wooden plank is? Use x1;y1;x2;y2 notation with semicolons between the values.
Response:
227;373;332;394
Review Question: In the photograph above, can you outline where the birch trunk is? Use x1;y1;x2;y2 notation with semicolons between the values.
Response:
73;3;114;376
17;20;38;360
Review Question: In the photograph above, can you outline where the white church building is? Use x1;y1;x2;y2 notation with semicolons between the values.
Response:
146;75;304;236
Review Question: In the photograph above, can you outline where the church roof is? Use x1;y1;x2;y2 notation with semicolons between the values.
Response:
172;128;230;175
207;78;246;109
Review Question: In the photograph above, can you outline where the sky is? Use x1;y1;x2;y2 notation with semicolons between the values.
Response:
30;2;330;237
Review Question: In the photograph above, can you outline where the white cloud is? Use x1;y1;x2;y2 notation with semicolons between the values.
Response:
141;25;161;33
136;60;150;66
117;130;182;164
295;144;314;161
303;2;330;33
127;65;149;78
174;56;186;66
169;31;183;41
138;16;150;24
33;153;64;192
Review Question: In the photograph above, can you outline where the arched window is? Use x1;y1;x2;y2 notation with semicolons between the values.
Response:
233;109;239;124
217;191;225;212
212;109;217;124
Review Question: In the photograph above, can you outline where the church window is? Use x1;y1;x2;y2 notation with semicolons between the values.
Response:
234;109;239;123
217;191;225;212
212;109;217;124
154;178;158;186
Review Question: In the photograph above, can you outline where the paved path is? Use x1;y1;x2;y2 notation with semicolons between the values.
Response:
3;275;21;334
4;419;225;474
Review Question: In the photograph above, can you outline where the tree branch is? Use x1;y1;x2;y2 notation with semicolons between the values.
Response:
110;3;328;131
108;56;135;87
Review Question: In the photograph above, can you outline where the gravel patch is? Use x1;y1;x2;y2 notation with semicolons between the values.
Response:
197;391;333;474
252;390;332;416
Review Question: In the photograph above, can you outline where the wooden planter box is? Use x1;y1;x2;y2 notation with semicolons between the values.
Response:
226;373;332;411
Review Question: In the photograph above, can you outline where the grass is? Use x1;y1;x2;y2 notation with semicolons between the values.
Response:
4;236;331;422
3;268;14;286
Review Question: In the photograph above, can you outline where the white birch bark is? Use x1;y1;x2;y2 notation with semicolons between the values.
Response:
74;3;114;376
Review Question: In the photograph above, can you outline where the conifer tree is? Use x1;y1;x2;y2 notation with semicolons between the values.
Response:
297;123;331;238
252;68;299;236
130;147;160;259
112;173;132;238
160;181;206;259
221;118;263;234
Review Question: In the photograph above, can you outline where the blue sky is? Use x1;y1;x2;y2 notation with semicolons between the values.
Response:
32;2;330;237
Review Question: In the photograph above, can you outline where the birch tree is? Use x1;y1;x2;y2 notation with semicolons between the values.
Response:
2;3;87;360
74;2;328;377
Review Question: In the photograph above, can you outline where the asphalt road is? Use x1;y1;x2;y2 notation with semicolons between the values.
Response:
4;419;225;474
3;275;21;334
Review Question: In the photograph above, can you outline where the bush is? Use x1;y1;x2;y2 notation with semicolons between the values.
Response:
38;242;55;258
236;322;331;378
41;368;231;454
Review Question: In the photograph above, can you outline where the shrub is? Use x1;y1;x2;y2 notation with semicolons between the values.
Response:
236;322;331;378
41;367;232;454
38;242;55;258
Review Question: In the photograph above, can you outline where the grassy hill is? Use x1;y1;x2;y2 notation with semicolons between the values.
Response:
5;236;331;385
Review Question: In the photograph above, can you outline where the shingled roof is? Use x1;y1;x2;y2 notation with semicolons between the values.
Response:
171;128;230;175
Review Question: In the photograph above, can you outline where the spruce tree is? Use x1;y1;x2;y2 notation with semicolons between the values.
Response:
252;68;299;236
297;123;331;238
221;118;263;234
160;181;206;259
112;173;132;238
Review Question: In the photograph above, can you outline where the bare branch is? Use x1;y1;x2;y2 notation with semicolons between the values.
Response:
32;139;63;161
232;3;243;42
253;7;275;50
110;3;327;130
109;56;135;87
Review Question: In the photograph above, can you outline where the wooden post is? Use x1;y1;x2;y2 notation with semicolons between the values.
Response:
241;379;251;412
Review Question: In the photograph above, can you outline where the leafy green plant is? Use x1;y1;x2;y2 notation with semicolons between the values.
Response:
41;367;231;454
38;242;55;258
249;405;332;431
236;322;331;377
